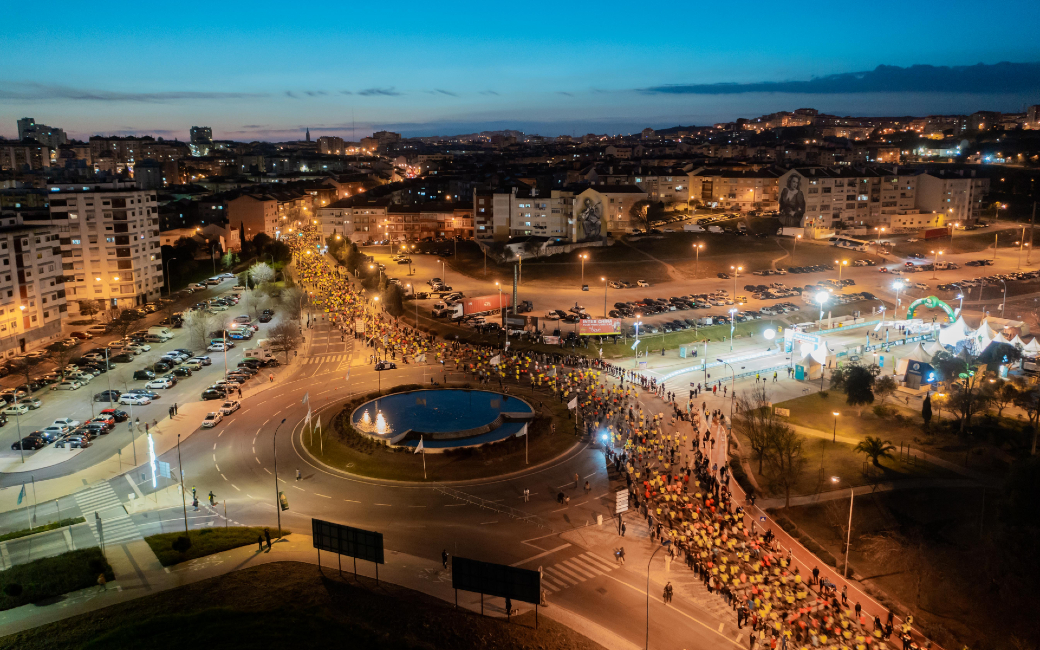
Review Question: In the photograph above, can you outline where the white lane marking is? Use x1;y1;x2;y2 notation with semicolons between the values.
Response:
480;521;498;525
221;474;227;481
718;623;725;632
583;472;597;479
213;443;217;450
444;503;465;507
255;457;261;464
291;485;304;491
212;454;216;462
215;463;220;472
373;503;392;506
408;505;426;508
231;484;241;491
124;474;144;500
509;543;571;567
560;559;598;579
344;499;360;503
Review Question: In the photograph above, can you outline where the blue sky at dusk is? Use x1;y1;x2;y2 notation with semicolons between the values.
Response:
3;0;1040;140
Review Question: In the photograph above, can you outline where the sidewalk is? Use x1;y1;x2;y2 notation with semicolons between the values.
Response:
0;530;631;650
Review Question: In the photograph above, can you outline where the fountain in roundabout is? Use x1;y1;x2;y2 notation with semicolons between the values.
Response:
351;389;535;452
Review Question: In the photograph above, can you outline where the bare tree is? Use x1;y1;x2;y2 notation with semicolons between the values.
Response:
110;310;143;344
248;262;275;287
78;299;101;321
183;309;218;350
280;287;305;323
49;341;78;380
764;424;806;508
11;354;45;390
733;384;783;475
874;375;898;406
242;291;270;322
990;377;1019;417
268;321;302;364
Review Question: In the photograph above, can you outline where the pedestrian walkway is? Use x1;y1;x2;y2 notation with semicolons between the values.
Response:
302;353;351;364
541;551;617;593
73;482;141;545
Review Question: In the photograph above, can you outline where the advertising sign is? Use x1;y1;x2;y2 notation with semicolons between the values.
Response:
615;490;629;514
578;318;622;336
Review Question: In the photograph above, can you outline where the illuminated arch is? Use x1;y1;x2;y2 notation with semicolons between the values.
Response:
906;295;956;322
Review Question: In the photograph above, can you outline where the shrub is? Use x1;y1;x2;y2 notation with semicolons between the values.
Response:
171;536;192;553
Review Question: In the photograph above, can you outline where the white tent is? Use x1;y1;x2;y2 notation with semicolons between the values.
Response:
896;343;933;375
1010;334;1026;349
924;340;946;357
939;315;972;347
1024;338;1040;355
991;332;1010;345
974;321;998;349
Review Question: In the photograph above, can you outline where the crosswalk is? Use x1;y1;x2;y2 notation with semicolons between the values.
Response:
303;354;350;365
540;551;618;593
73;482;142;546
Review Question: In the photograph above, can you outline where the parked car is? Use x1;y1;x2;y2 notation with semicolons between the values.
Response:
93;390;122;402
375;361;397;371
201;388;227;401
201;412;223;428
146;378;176;389
133;369;156;381
119;394;152;405
12;437;46;450
100;408;129;422
3;404;29;416
51;380;82;391
219;400;241;415
55;435;90;449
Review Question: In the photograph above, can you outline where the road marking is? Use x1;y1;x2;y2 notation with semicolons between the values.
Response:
255;457;261;464
583;472;597;479
214;463;220;472
444;503;465;507
560;559;599;579
217;432;223;437
221;474;227;481
480;521;498;525
314;493;331;498
509;543;571;567
718;623;725;632
231;484;241;491
373;503;391;506
212;443;217;450
544;566;579;585
124;474;144;500
265;468;272;474
518;493;539;499
291;485;304;491
408;505;426;508
252;447;255;454
551;506;569;512
344;499;360;503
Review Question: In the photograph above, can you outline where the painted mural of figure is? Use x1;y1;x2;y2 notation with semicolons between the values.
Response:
578;198;602;240
778;175;806;228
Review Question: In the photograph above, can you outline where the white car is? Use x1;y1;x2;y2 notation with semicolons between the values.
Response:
42;425;69;437
4;404;30;416
208;342;229;351
210;304;229;312
53;417;81;429
24;398;43;410
219;400;241;415
51;380;82;391
636;280;650;287
119;394;152;405
201;412;223;428
180;360;203;371
913;282;929;290
146;378;175;390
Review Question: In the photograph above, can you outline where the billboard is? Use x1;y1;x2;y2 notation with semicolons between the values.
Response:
578;318;622;336
311;518;385;564
452;556;541;604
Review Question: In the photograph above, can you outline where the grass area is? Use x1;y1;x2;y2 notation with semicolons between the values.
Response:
305;383;579;482
0;518;85;543
0;562;607;650
0;548;112;611
144;527;290;567
778;487;1032;650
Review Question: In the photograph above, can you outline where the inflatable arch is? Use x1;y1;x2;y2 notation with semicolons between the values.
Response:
906;295;956;322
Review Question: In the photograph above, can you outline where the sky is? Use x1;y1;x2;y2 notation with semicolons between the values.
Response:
3;0;1040;141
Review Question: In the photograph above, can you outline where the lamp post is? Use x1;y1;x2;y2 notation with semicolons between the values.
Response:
716;358;736;436
831;476;854;578
495;282;507;346
579;253;588;286
955;292;964;316
645;539;672;650
950;222;958;247
892;280;904;317
930;249;943;280
835;259;848;283
602;277;608;318
273;418;287;539
873;227;885;255
1000;278;1007;314
730;265;742;297
693;243;704;276
832;412;840;442
815;291;829;324
633;318;642;366
793;234;801;254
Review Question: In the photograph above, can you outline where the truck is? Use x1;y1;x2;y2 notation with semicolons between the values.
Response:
244;338;273;361
683;224;705;233
923;227;950;240
447;293;512;321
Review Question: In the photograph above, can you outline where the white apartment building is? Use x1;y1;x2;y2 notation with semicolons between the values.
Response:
688;168;784;212
777;168;919;233
634;169;689;206
316;197;389;243
0;209;68;356
41;182;162;315
915;170;990;224
474;188;574;242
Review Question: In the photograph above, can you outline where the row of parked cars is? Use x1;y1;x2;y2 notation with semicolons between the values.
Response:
11;409;129;450
936;269;1040;293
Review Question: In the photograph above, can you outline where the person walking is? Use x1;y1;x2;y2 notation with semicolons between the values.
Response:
442;549;449;569
296;468;302;481
523;488;530;502
618;547;625;565
620;521;626;537
96;573;107;592
258;534;264;552
584;480;590;495
574;473;580;488
264;528;272;550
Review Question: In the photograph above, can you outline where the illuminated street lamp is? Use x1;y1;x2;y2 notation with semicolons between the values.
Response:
579;253;588;286
728;308;737;350
815;291;829;323
693;243;704;275
730;265;742;296
930;249;943;280
832;412;840;442
835;259;848;283
892;280;904;315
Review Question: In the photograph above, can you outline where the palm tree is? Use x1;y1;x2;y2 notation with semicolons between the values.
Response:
854;436;896;467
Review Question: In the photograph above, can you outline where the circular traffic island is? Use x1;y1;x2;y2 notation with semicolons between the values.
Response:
303;384;579;482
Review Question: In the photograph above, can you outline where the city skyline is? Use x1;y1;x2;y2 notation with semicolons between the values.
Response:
3;1;1040;140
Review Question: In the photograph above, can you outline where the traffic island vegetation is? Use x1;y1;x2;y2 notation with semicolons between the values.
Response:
306;383;579;481
0;562;608;650
0;548;113;612
0;517;85;543
145;527;290;567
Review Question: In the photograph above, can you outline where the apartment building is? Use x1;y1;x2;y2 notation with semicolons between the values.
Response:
227;194;279;241
915;169;990;223
573;185;647;238
776;167;920;233
29;181;161;315
316;196;390;243
633;168;689;206
688;168;784;212
0;208;68;356
473;187;575;242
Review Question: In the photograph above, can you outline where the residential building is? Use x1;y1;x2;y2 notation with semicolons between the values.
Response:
775;167;919;233
572;185;647;237
16;117;67;149
189;126;213;156
915;169;990;224
473;187;575;242
0;141;51;171
688;168;784;212
0;208;68;356
317;136;347;154
226;194;279;241
359;131;401;153
31;181;162;314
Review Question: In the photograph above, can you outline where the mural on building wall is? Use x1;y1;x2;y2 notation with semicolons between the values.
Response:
778;175;806;227
577;197;603;241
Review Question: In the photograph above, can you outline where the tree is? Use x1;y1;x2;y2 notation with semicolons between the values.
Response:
242;291;270;322
991;377;1020;418
280;287;305;323
843;363;880;413
9;355;45;392
763;424;805;508
921;392;932;428
183;309;218;350
733;385;781;475
49;341;78;380
110;310;142;343
78;299;101;321
854;436;896;467
220;251;239;270
628;200;665;232
248;262;275;287
874;375;898;406
268;321;302;364
1013;387;1040;454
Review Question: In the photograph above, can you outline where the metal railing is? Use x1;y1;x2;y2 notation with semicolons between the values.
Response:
435;485;554;531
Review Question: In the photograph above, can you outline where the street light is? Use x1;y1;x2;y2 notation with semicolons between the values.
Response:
728;308;737;350
693;243;704;276
892;280;904;316
793;234;801;254
496;281;508;347
272;418;288;539
602;277;608;318
730;265;742;297
579;253;588;286
815;291;829;323
955;292;964;315
930;249;943;280
831;476;854;578
716;358;736;435
873;227;885;255
633;317;643;366
1000;278;1007;314
835;259;848;283
832;412;840;442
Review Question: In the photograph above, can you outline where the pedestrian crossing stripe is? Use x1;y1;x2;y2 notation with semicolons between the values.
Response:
73;482;143;545
304;354;349;364
541;552;617;593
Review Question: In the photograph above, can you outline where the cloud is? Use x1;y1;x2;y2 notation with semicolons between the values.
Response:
284;91;298;98
304;90;328;97
640;61;1040;95
0;81;267;103
241;124;267;129
358;87;402;96
479;90;499;96
557;91;574;97
426;89;458;97
340;90;353;95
